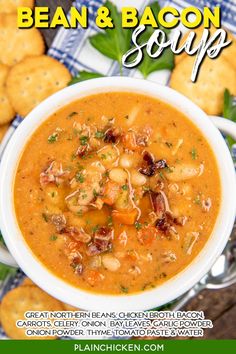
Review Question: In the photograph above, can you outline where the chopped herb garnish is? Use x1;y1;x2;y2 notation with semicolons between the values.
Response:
73;129;80;137
50;235;58;241
71;153;77;161
75;172;85;183
67;111;78;119
48;133;58;143
164;166;173;173
77;163;84;171
42;213;49;222
158;171;164;180
82;193;88;200
142;282;155;291
194;195;201;205
93;189;99;197
95;131;104;139
80;136;88;146
190;148;198;160
101;154;107;160
135;222;142;230
120;285;129;293
107;216;113;226
122;184;128;191
165;142;173;148
51;192;55;198
142;186;150;192
92;225;99;233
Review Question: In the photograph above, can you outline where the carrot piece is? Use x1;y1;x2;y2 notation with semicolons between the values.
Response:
122;132;139;151
85;269;104;286
137;226;159;245
112;209;137;225
102;181;120;205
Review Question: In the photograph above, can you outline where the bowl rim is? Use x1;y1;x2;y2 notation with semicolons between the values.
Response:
0;76;236;311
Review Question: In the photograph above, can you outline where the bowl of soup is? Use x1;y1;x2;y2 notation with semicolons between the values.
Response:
0;77;235;311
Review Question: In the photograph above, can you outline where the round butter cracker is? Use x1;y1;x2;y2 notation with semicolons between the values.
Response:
0;286;63;339
170;55;236;115
7;55;72;117
21;277;35;287
0;0;34;14
0;13;45;66
0;64;15;124
175;26;236;69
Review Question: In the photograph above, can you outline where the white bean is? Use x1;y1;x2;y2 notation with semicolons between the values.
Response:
109;168;127;184
125;106;140;126
166;164;200;182
97;145;119;165
130;170;147;186
102;254;121;272
119;153;134;168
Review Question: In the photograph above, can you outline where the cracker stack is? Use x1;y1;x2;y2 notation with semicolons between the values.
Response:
0;0;71;142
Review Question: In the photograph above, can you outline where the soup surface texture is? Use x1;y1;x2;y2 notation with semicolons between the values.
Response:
14;92;221;295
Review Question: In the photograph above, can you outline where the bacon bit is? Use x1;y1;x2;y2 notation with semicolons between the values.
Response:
63;226;91;243
143;151;154;165
51;214;67;232
155;213;180;239
65;243;83;262
40;161;70;186
85;269;105;286
86;227;114;256
136;125;153;147
173;216;188;226
118;231;128;247
137;226;159;245
76;144;90;158
202;197;212;212
104;127;121;143
150;192;166;219
70;258;83;275
139;151;167;177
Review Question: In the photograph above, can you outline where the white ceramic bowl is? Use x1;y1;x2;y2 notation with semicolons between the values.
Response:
0;77;236;311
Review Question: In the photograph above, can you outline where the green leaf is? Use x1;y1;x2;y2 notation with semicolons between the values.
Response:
136;1;174;78
138;47;174;78
223;89;236;122
69;71;104;86
88;0;174;77
223;89;236;147
89;0;132;67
